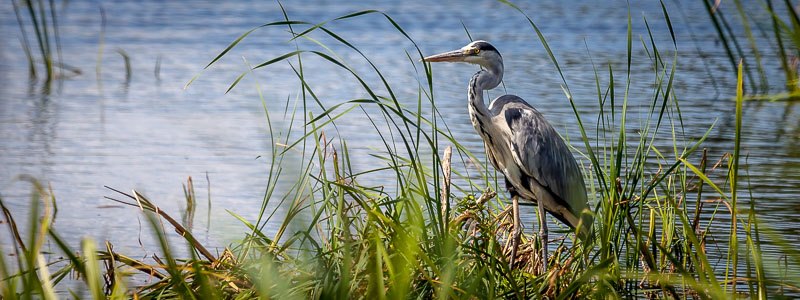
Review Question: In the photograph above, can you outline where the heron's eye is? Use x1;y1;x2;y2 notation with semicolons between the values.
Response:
473;48;481;55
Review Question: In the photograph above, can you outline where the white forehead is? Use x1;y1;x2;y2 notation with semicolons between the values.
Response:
465;40;489;48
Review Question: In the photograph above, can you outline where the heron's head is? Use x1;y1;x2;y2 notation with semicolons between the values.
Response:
423;40;503;70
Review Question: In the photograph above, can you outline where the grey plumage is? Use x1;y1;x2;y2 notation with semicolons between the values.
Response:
492;96;590;233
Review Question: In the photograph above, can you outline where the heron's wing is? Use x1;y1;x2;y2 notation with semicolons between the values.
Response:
496;96;589;230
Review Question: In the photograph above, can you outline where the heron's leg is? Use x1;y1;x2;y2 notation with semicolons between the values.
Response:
537;202;548;274
509;195;521;269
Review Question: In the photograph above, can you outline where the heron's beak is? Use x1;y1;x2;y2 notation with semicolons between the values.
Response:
423;49;468;62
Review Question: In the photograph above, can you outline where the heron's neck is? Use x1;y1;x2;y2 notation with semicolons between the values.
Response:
468;66;503;118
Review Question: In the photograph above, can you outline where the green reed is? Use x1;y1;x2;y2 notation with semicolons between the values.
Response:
702;0;800;98
10;0;63;84
2;1;799;299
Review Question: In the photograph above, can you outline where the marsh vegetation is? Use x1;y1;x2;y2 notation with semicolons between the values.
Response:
2;1;800;299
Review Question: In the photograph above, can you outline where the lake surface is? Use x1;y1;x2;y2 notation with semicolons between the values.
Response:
1;0;798;267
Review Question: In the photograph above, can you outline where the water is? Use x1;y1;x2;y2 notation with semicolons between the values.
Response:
1;0;798;269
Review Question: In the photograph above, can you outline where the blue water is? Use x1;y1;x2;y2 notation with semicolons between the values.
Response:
1;0;798;282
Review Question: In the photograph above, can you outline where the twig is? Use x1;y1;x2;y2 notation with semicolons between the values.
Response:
476;188;496;206
103;186;217;263
440;145;452;221
0;197;26;252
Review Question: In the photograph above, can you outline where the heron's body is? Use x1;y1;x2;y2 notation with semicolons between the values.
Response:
425;40;591;271
478;94;587;229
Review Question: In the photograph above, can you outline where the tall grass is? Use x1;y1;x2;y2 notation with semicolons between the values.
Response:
10;0;65;86
2;2;799;299
702;0;800;99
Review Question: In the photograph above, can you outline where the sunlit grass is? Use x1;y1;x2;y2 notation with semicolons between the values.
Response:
702;0;800;97
2;1;799;299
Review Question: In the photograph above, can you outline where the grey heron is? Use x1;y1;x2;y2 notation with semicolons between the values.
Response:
424;40;591;272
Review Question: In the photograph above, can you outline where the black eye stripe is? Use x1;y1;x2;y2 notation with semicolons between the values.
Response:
472;41;498;53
